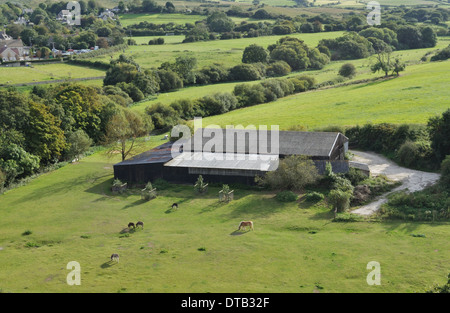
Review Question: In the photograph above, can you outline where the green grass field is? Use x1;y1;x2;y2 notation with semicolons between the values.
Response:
234;0;297;6
132;82;240;113
358;0;447;6
129;37;449;116
202;60;450;130
119;13;274;28
0;135;448;293
2;0;450;295
0;63;105;86
92;31;345;69
313;0;446;7
119;13;205;27
133;35;185;45
12;78;105;94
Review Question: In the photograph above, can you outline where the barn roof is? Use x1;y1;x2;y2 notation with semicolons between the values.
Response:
165;151;279;172
185;128;347;158
114;129;348;168
0;39;24;48
114;141;174;166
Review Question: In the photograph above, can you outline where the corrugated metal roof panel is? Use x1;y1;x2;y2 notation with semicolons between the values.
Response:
185;129;347;157
165;152;279;172
114;141;175;166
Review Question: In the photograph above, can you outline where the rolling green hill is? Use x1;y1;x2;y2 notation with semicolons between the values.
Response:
202;60;450;130
90;31;345;69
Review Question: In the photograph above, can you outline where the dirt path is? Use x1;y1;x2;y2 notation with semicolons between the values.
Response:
350;150;440;216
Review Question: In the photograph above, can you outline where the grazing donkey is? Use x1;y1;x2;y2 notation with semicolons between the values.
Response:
111;253;120;263
128;222;135;229
136;221;144;229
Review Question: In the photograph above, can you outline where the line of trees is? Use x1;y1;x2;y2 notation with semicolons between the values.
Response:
318;25;437;61
0;83;153;190
102;35;326;105
144;74;317;131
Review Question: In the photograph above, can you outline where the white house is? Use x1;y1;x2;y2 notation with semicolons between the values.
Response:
0;30;30;61
0;46;24;62
98;9;116;21
57;10;71;22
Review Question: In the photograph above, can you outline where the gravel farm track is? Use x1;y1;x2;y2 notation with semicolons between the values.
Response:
350;150;441;216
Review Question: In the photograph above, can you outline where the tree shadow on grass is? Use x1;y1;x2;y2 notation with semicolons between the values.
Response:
13;173;110;205
223;194;287;219
122;199;147;210
86;177;118;198
198;200;228;214
307;209;335;222
348;76;395;90
381;220;425;234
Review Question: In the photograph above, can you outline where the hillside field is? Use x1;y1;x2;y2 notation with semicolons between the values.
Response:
119;13;274;28
1;0;450;295
202;60;450;130
0;63;105;86
129;37;450;124
0;135;448;293
90;31;345;69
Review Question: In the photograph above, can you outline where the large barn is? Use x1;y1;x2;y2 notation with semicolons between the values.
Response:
113;128;349;185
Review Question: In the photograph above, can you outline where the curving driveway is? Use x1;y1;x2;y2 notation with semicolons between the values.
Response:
349;150;440;216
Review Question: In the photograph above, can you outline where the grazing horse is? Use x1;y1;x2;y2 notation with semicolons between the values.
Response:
111;253;120;263
136;221;144;229
238;221;254;231
128;222;135;229
171;203;178;210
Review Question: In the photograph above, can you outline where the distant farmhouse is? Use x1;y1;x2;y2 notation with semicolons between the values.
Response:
99;9;116;21
114;129;350;185
14;16;32;26
0;30;30;62
57;9;71;20
57;9;71;23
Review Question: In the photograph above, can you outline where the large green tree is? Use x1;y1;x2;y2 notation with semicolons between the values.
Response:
26;100;66;163
104;108;153;161
206;11;235;33
0;89;30;134
428;109;450;162
105;55;159;96
242;44;269;64
256;155;320;190
0;143;40;184
269;38;311;70
53;84;104;142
